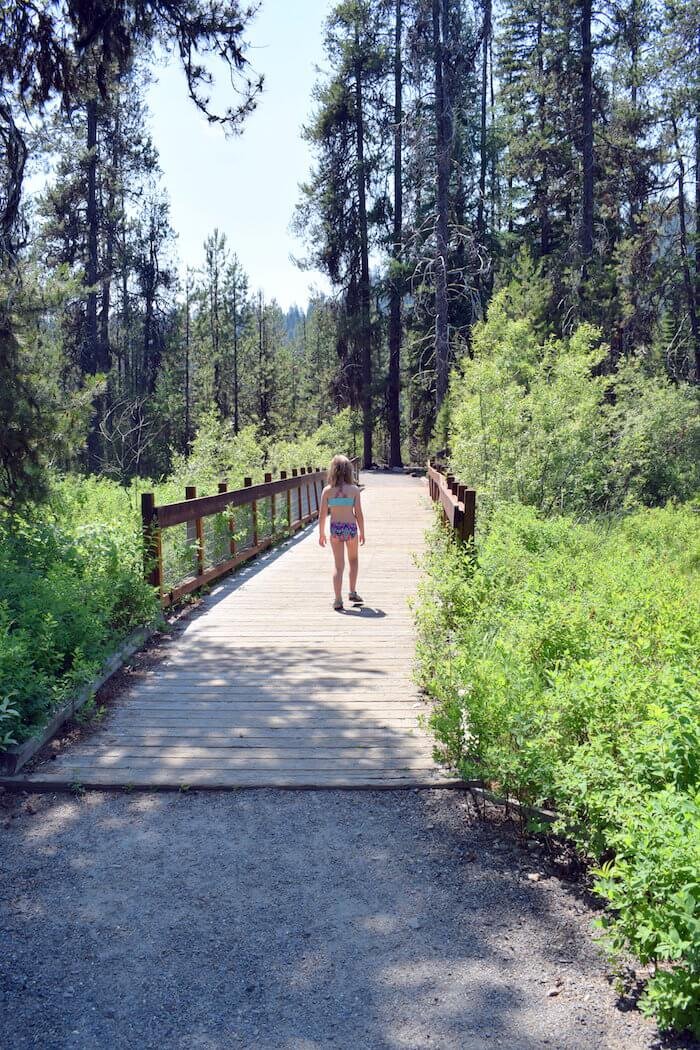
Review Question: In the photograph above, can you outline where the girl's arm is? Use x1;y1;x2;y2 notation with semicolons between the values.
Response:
318;486;329;546
354;489;365;545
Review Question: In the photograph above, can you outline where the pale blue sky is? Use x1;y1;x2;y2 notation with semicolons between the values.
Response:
147;1;334;311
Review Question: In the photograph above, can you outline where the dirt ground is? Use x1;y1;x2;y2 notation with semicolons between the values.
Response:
1;787;695;1050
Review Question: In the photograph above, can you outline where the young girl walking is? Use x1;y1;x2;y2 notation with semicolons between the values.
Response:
318;454;365;610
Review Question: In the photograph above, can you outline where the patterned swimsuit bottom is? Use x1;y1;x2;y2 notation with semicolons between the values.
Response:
330;521;358;542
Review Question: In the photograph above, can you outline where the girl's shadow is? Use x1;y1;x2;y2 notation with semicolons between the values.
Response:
341;606;386;618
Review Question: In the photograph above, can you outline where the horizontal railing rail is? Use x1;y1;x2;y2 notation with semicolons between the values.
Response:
427;462;476;544
142;466;327;607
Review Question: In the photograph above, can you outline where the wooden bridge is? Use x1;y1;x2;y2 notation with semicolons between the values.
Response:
18;472;463;790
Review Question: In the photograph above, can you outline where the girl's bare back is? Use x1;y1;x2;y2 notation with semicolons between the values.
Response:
324;483;360;524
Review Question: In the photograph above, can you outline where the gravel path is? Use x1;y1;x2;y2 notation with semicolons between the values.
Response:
1;788;691;1050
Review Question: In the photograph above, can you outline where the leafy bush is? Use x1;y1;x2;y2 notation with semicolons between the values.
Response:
0;509;157;745
165;408;358;499
417;503;700;1034
444;276;700;524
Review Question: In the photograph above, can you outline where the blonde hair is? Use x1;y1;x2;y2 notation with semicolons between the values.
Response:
327;454;353;492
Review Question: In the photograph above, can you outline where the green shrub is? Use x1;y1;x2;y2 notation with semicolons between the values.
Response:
417;502;700;1035
0;510;157;744
446;277;700;524
165;407;358;498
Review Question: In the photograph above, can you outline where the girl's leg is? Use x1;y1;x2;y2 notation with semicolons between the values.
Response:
346;534;359;593
331;537;345;600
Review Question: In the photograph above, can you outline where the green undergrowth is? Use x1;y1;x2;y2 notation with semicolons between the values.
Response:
0;412;356;750
416;502;700;1036
0;510;156;748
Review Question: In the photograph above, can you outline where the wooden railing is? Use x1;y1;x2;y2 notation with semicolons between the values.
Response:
142;466;326;607
142;456;361;607
427;462;476;544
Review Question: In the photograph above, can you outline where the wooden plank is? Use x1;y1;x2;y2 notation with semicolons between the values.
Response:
107;707;421;718
51;762;437;775
97;730;425;743
12;473;448;790
63;743;435;757
103;722;422;732
114;706;422;715
117;698;422;708
6;773;460;791
16;764;448;780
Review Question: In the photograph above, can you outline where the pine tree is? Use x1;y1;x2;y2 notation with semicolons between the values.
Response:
296;0;388;466
223;255;249;434
0;0;262;497
387;0;405;466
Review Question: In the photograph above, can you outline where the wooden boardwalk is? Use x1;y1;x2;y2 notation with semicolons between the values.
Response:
18;472;455;789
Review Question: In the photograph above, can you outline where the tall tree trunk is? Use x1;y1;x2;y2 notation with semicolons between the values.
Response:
672;118;700;380
0;101;28;261
475;0;492;312
232;277;239;433
85;95;101;470
120;185;130;393
489;30;497;245
536;5;551;257
143;218;158;396
258;290;271;431
433;0;451;410
477;0;491;249
100;160;113;375
100;255;111;370
387;0;403;468
695;25;700;367
184;269;192;449
85;97;99;372
210;249;224;416
354;34;372;468
580;0;594;286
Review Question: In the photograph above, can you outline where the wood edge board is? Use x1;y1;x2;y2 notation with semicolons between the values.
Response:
0;775;465;793
0;623;159;777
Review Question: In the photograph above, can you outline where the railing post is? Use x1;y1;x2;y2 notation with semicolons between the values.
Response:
291;468;299;528
244;477;258;547
314;468;321;514
281;470;290;531
141;492;162;596
186;485;204;575
299;467;306;521
463;488;476;544
265;472;273;535
308;468;317;515
218;481;235;557
185;486;196;549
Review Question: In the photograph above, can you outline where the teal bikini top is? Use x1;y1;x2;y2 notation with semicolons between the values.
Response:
328;496;354;507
